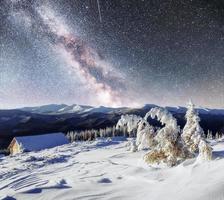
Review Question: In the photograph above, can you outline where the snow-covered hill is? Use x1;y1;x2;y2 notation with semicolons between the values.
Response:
1;137;224;200
19;104;224;116
21;104;68;114
20;104;122;114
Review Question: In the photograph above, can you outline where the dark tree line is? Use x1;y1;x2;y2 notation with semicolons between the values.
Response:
66;125;130;142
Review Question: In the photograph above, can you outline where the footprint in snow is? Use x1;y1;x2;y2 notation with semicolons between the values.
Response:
57;178;67;185
97;178;112;184
2;196;16;200
23;188;42;194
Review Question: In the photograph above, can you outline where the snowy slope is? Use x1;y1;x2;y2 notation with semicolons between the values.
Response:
1;138;224;200
21;104;68;114
58;104;93;113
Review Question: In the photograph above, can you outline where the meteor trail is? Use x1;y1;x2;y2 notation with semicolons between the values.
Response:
96;0;102;23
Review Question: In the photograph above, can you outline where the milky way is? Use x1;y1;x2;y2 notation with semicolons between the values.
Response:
0;0;224;108
7;1;128;107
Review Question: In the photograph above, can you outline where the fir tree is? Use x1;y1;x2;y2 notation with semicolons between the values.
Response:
197;139;212;161
182;101;204;153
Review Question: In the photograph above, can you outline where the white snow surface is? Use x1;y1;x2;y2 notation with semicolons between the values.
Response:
1;137;224;200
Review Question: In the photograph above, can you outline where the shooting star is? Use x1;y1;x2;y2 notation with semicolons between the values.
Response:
96;0;102;23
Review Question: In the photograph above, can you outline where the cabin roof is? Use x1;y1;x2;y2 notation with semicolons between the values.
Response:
12;133;69;151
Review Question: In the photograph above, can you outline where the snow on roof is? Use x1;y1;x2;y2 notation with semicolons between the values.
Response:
14;133;69;151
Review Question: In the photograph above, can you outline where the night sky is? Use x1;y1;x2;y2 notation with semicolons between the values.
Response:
0;0;223;109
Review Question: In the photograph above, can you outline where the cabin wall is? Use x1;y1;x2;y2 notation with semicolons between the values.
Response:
9;141;21;155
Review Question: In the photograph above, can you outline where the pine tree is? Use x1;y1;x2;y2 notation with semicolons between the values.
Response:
112;125;116;137
215;132;219;140
181;101;204;153
207;130;211;140
70;131;74;142
197;139;212;161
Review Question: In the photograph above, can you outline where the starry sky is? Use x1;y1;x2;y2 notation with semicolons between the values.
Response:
0;0;223;109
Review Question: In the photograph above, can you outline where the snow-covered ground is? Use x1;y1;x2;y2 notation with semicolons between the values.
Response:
1;137;224;200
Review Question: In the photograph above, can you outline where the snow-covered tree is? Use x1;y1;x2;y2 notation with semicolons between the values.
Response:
207;130;213;140
122;126;128;137
181;101;204;154
105;127;111;137
136;119;156;150
99;128;105;137
197;139;212;161
112;125;116;137
116;114;156;150
215;132;219;140
115;104;212;166
144;107;188;166
116;114;142;136
73;131;78;141
94;130;98;139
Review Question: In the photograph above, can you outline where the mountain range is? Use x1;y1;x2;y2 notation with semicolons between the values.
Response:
0;104;224;149
18;104;224;115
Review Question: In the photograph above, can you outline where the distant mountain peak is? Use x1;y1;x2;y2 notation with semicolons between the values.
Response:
18;103;224;116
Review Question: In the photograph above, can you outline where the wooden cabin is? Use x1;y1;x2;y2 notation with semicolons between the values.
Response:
8;133;69;155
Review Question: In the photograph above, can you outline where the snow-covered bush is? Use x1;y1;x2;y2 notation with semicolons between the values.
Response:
130;140;138;152
125;140;137;152
181;101;204;154
197;139;212;161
